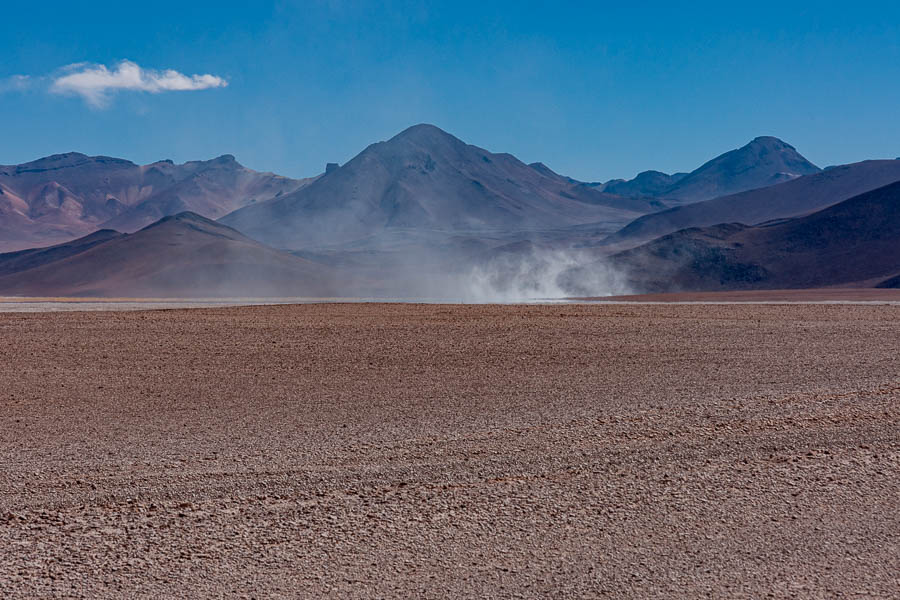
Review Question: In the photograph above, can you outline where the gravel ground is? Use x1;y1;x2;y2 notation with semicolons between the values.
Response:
1;303;899;598
580;288;900;303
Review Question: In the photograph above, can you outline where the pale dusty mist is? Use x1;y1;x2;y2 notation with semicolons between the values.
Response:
453;248;633;303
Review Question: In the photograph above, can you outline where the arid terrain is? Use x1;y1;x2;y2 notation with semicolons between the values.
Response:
2;302;899;598
583;288;900;303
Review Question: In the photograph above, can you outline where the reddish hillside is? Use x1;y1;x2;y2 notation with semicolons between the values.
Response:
0;212;333;297
0;153;311;251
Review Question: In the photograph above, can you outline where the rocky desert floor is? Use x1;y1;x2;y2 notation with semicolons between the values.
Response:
1;302;899;598
581;287;900;303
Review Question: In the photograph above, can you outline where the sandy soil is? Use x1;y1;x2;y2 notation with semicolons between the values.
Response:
579;287;900;303
1;303;899;598
0;298;330;313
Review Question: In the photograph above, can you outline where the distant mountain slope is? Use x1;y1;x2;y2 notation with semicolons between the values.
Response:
605;159;900;248
220;124;664;250
0;229;123;278
603;180;900;293
595;137;819;205
659;136;820;204
0;153;310;251
0;212;333;297
527;162;579;184
599;170;689;197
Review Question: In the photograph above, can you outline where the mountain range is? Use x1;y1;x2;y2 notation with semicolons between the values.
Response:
605;159;900;248
0;124;897;298
0;153;310;252
594;136;821;204
219;124;665;250
596;181;900;293
599;170;689;198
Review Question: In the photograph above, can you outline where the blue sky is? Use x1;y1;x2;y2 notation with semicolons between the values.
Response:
2;1;899;181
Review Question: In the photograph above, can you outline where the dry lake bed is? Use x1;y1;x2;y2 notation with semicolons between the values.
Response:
1;302;898;598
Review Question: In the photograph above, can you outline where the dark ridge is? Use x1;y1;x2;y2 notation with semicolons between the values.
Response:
604;179;900;292
605;159;900;248
140;211;230;233
876;274;900;288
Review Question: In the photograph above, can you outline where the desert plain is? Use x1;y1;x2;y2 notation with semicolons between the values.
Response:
1;300;899;598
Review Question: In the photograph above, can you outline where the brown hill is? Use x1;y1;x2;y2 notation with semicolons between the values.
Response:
0;212;333;297
220;124;665;250
600;180;900;293
0;153;311;251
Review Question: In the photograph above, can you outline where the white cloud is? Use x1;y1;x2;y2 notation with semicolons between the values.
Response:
50;60;228;107
0;75;33;93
